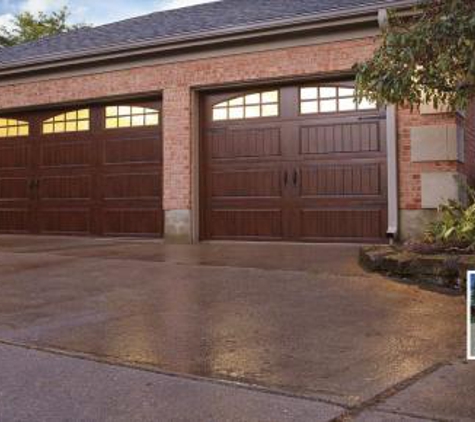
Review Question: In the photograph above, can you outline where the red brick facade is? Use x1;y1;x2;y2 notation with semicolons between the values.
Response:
397;108;459;210
0;36;472;239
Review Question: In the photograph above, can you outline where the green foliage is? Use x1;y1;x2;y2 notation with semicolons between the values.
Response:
0;8;88;47
425;185;475;249
355;0;475;111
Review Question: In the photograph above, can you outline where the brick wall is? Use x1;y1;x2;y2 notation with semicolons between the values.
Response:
397;108;458;210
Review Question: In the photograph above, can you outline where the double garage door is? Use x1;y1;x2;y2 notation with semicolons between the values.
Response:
0;100;163;237
201;83;388;242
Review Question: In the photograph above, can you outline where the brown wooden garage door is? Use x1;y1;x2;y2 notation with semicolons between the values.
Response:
0;99;163;237
201;83;387;242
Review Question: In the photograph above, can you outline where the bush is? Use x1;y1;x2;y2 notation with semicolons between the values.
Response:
424;185;475;252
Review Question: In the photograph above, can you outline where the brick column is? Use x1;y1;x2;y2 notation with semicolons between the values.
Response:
397;104;465;240
162;86;193;243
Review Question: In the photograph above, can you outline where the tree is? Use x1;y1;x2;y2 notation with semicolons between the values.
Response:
355;0;475;111
0;8;88;48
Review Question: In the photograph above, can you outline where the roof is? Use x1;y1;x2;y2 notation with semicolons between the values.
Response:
0;0;414;70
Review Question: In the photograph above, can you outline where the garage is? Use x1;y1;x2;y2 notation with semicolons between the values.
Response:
0;99;163;237
201;82;388;242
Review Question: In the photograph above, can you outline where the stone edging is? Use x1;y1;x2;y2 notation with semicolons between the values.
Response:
359;245;475;290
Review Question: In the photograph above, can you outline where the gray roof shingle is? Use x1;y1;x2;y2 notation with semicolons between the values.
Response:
0;0;410;68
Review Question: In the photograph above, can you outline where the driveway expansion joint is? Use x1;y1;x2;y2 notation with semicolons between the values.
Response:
0;337;349;410
329;361;451;422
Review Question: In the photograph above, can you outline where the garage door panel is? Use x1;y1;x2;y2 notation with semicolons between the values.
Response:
299;208;386;240
209;209;283;239
211;168;283;198
39;175;92;200
299;163;385;198
39;208;91;235
300;121;383;155
209;126;282;160
103;208;162;236
0;209;30;233
103;172;161;200
0;177;30;200
40;139;92;168
0;141;29;169
103;135;161;164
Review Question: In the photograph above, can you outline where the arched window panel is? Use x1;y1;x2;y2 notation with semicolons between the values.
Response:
212;90;279;122
105;106;160;129
0;118;29;138
300;86;377;115
43;109;90;134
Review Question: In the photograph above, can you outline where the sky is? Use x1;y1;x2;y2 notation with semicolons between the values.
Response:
0;0;220;28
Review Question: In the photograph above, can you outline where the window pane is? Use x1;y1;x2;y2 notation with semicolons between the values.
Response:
229;97;244;106
145;114;159;126
213;108;227;121
245;93;260;105
43;123;53;134
319;87;337;99
245;105;260;118
229;107;244;120
106;118;118;129
66;121;77;132
339;98;357;111
55;122;66;132
118;106;131;116
118;116;131;127
132;115;145;126
262;104;278;117
77;120;89;131
65;111;77;121
106;107;118;117
339;87;355;97
301;101;318;114
7;126;18;137
0;118;7;127
77;109;89;119
262;91;278;103
131;107;144;115
320;99;337;112
0;128;7;137
301;87;318;100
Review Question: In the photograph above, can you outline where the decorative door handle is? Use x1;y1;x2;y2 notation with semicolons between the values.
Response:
293;170;298;186
28;179;35;190
284;170;288;186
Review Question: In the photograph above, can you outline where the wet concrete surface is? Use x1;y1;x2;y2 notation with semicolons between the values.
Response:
375;362;475;421
0;235;467;409
0;343;344;422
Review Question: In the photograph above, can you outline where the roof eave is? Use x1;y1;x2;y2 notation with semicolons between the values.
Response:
0;0;418;78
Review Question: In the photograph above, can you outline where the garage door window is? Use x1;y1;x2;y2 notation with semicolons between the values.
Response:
212;90;279;121
43;109;90;134
300;86;376;115
0;118;29;138
105;106;160;129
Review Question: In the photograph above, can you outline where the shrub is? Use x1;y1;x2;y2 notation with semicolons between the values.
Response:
424;185;475;251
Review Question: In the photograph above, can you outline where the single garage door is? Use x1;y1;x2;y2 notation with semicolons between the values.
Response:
0;99;163;237
201;82;387;242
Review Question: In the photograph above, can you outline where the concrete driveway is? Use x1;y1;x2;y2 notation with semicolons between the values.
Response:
0;235;471;421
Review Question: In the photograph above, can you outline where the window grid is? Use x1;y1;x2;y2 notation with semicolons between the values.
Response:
300;86;377;115
105;106;160;129
43;109;90;134
212;91;279;122
0;118;29;138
